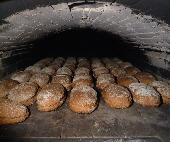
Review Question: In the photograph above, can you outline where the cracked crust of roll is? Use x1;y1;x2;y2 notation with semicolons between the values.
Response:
52;74;72;91
69;85;98;113
29;73;50;88
36;83;65;111
134;72;157;85
0;98;29;125
10;71;32;83
117;74;139;88
92;67;109;78
74;67;90;75
8;82;39;106
72;74;94;88
129;83;161;107
125;66;141;76
63;62;76;72
96;74;116;90
102;84;132;109
0;79;19;98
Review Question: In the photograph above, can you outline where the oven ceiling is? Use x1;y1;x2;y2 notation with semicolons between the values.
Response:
0;0;170;51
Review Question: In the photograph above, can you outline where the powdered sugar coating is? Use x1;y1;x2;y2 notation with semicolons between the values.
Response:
10;71;32;83
8;82;38;102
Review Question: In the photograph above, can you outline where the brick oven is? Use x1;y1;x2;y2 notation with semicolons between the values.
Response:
0;0;170;142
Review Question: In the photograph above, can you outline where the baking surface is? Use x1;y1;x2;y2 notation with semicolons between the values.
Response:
1;92;170;142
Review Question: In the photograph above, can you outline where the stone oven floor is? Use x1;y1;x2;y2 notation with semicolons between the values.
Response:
1;94;170;142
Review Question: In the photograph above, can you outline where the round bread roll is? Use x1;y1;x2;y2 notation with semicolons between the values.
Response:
150;81;170;104
55;57;65;63
33;62;47;68
66;57;77;65
77;60;91;69
74;67;90;75
69;85;98;113
101;57;111;65
29;73;50;88
129;83;161;107
37;83;65;111
117;74;139;88
0;98;29;125
91;62;104;70
0;79;19;98
25;66;41;75
105;62;119;70
52;74;72;91
92;67;109;78
77;57;88;63
110;57;123;64
125;66;141;76
56;67;73;77
41;67;56;77
8;82;39;106
72;74;94;88
134;72;157;85
119;62;133;69
102;84;132;109
48;62;62;70
110;67;127;77
63;62;76;72
38;57;54;65
10;71;32;83
96;74;116;90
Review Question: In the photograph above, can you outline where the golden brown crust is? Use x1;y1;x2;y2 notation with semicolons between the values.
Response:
0;98;29;125
69;85;98;113
56;67;73;77
125;66;141;76
41;67;56;77
110;67;127;77
92;67;109;78
102;84;132;109
117;74;139;88
129;83;161;107
0;79;19;98
29;73;50;88
119;62;133;69
134;72;157;85
52;74;72;91
10;71;32;83
8;82;38;106
25;66;42;75
36;83;65;111
96;74;116;90
72;74;94;88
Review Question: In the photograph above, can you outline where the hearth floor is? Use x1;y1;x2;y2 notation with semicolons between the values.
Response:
1;94;170;142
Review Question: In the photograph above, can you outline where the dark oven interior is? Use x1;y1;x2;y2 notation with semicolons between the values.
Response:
0;0;170;142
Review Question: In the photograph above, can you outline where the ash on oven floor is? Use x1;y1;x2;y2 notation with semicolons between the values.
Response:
0;96;170;142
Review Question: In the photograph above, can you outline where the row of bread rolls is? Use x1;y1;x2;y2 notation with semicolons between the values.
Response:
1;56;170;125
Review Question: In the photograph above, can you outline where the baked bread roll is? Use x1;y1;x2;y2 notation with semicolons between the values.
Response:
69;85;98;113
77;60;91;69
110;67;127;77
52;74;72;91
134;72;157;85
96;74;116;90
77;57;88;63
105;62;119;70
92;67;109;78
150;81;170;104
33;62;47;68
66;57;77;65
125;66;141;76
8;82;39;106
10;71;32;83
63;62;76;72
41;67;56;77
72;74;94;88
56;67;73;77
48;62;62;70
102;84;132;109
101;57;111;65
38;57;54;65
110;57;123;64
25;66;41;75
0;79;19;98
29;73;50;88
74;67;90;75
129;83;161;107
119;62;133;69
117;74;139;88
0;98;29;125
37;83;65;111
